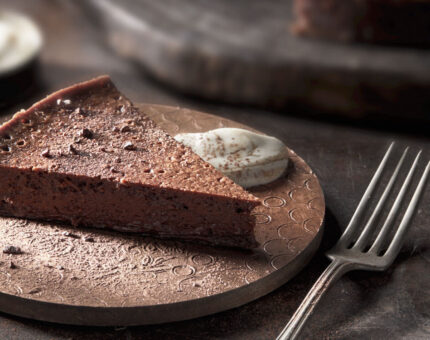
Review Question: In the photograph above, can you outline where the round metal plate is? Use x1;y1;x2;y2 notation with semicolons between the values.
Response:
0;104;325;326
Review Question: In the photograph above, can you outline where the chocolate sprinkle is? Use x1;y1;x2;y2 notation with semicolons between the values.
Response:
41;148;51;158
62;231;80;239
74;107;88;116
123;141;135;150
80;128;93;139
120;125;131;133
28;288;42;294
3;245;22;255
69;144;78;155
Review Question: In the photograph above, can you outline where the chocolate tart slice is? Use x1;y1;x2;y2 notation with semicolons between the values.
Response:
0;76;260;248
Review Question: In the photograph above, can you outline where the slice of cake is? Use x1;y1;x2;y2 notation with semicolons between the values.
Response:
293;0;430;46
0;76;260;248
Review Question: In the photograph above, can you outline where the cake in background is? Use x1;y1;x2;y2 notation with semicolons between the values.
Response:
293;0;430;46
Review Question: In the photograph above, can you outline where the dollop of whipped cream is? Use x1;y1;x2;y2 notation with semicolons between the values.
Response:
175;128;289;188
0;11;42;74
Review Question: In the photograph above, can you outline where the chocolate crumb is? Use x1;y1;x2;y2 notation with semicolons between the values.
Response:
99;147;106;152
123;141;135;150
84;236;94;242
41;148;51;158
74;107;87;116
28;288;42;294
9;261;17;269
3;245;22;254
120;125;131;133
117;105;126;114
62;231;80;239
69;144;78;155
80;128;93;139
110;166;120;174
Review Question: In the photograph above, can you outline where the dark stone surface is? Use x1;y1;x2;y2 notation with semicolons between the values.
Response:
0;1;428;339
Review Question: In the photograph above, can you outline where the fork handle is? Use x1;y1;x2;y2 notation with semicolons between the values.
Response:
276;259;353;340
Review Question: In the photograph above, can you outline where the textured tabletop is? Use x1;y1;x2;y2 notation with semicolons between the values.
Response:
0;1;429;339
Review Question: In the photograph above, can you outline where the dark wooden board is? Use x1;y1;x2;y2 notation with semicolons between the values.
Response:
85;0;430;119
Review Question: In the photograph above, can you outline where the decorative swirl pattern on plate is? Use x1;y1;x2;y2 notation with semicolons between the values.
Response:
263;196;287;208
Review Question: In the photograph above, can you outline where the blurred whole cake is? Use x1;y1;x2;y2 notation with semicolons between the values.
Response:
293;0;430;46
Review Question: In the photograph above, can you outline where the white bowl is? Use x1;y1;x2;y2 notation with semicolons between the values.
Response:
0;11;43;76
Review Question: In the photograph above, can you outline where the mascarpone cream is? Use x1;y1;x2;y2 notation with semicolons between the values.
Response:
175;128;289;188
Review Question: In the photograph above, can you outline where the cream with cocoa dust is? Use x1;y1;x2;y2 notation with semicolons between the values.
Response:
175;128;289;188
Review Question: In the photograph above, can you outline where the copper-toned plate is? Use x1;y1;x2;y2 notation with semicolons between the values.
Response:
0;104;325;326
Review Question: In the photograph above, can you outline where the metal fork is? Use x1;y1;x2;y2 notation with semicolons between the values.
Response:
277;143;430;340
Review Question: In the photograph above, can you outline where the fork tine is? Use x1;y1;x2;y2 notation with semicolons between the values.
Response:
338;142;394;247
384;159;430;259
353;147;409;250
370;151;423;254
